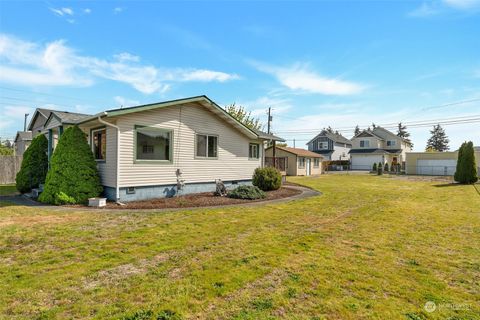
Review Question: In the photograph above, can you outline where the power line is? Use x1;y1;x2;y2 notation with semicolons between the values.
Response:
275;115;480;134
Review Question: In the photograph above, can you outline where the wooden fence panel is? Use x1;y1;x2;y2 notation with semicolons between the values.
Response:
0;155;22;184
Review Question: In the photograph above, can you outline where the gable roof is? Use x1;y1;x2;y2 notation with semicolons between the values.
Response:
43;110;91;130
306;130;352;145
353;129;385;140
14;131;32;142
373;126;412;145
267;146;324;158
27;108;55;131
78;95;285;141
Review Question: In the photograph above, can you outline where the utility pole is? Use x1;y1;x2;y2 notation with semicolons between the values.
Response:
266;107;276;168
267;107;272;134
24;113;29;131
293;139;296;148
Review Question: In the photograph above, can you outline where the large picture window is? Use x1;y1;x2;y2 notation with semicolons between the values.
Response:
135;126;172;161
196;134;218;158
249;143;260;159
92;128;106;161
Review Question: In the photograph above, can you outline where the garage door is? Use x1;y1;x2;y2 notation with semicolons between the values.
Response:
351;155;383;170
416;159;457;176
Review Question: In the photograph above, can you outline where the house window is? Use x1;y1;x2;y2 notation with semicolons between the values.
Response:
387;140;396;147
92;128;106;161
360;140;370;148
313;158;320;167
318;141;328;149
249;143;260;159
135;126;172;161
298;157;305;168
196;134;218;158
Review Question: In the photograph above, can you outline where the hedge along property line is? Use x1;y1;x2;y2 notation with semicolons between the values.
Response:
16;134;48;193
39;126;103;205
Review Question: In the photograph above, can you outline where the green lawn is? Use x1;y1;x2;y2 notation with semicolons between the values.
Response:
0;174;479;319
0;184;17;196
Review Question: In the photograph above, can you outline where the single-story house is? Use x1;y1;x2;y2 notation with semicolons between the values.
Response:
40;95;284;202
406;148;480;176
265;146;323;176
14;131;32;156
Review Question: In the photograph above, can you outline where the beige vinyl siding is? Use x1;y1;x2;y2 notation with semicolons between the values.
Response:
114;102;262;187
264;148;322;176
351;136;382;149
80;123;117;188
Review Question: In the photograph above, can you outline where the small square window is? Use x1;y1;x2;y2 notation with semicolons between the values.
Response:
249;143;260;159
126;187;136;194
196;134;218;158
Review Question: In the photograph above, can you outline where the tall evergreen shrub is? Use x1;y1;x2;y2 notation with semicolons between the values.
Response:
454;141;478;184
16;134;48;193
39;126;102;204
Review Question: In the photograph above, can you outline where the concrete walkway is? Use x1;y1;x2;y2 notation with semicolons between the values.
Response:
0;185;321;213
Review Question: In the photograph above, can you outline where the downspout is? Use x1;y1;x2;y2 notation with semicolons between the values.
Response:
97;115;123;204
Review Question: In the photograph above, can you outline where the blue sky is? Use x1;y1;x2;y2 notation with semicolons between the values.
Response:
0;0;479;150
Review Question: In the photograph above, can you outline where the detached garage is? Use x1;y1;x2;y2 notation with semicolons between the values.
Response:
406;152;459;176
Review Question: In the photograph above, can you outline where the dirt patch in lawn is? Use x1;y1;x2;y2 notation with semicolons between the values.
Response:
101;187;301;210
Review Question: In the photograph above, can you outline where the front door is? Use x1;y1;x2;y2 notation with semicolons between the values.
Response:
306;158;311;176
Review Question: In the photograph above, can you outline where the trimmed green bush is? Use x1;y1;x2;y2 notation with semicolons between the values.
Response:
16;134;48;193
384;163;389;172
454;141;478;184
54;192;77;205
228;185;266;200
377;162;383;175
372;163;377;172
39;126;102;205
252;167;281;191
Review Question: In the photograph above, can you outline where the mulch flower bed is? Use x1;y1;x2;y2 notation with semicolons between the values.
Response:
101;186;301;210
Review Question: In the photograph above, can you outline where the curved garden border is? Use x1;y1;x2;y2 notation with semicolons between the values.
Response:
0;185;321;212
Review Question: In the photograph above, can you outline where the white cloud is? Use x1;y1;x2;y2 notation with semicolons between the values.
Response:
409;0;480;17
175;69;239;82
113;52;140;62
0;34;239;94
50;7;74;16
113;7;123;14
114;96;140;108
252;62;365;95
408;3;440;17
83;8;92;14
443;0;480;9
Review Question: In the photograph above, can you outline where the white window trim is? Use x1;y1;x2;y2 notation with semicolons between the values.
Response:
195;133;219;159
91;127;106;162
360;140;370;148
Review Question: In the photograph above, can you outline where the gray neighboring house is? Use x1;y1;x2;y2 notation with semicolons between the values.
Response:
14;131;32;156
28;108;55;137
306;130;352;161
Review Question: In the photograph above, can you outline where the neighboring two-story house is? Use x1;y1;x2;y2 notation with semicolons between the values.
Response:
306;130;352;161
349;127;412;170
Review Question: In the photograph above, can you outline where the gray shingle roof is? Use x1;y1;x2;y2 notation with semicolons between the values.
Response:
306;130;352;145
15;131;32;141
52;111;91;123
